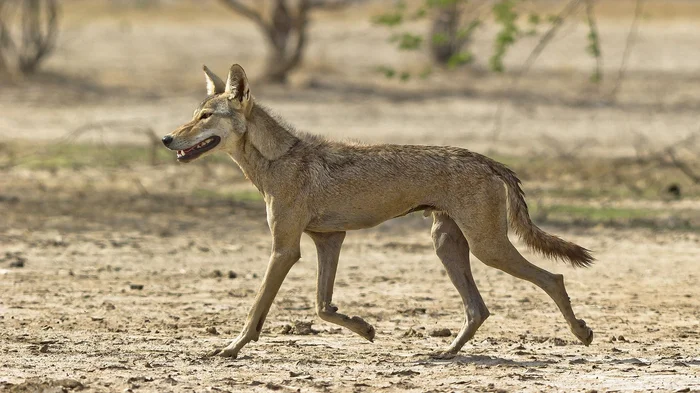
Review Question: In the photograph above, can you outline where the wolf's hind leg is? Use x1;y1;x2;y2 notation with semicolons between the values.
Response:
307;231;375;341
455;182;593;346
431;212;490;354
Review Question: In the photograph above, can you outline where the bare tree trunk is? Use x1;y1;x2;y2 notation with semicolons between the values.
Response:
261;0;309;84
18;0;58;74
0;0;12;73
220;0;356;84
0;0;58;76
429;2;463;65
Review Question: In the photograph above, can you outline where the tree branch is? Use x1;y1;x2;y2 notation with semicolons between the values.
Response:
491;0;582;140
268;0;310;79
516;0;582;79
584;0;603;82
609;0;644;100
307;0;362;10
218;0;266;27
667;149;700;184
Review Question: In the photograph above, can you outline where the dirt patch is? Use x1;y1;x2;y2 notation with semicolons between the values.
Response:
1;163;699;392
2;1;700;391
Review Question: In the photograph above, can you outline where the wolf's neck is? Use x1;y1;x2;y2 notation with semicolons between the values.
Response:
229;104;299;195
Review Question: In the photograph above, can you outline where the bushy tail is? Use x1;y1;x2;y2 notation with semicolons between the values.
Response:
487;159;594;268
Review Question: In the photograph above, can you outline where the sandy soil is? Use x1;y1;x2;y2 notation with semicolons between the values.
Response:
1;1;700;392
1;164;699;392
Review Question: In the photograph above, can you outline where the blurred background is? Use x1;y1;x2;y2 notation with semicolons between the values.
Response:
1;0;699;230
1;1;699;391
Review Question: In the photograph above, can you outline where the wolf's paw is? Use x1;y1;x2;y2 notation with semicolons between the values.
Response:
206;346;239;358
431;351;458;360
350;316;375;342
572;319;594;346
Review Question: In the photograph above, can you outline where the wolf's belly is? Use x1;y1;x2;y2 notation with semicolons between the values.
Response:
305;203;435;232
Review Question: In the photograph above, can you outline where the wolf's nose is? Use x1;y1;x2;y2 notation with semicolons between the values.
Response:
162;135;173;147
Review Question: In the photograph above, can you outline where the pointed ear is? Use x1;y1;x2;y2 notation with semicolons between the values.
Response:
225;64;253;116
203;65;225;95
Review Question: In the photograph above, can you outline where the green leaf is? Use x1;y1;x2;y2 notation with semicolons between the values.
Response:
528;13;540;26
432;32;449;45
393;33;423;50
457;19;481;40
372;12;403;27
419;66;433;79
491;0;519;73
447;51;474;68
376;66;396;79
412;6;427;19
426;0;462;9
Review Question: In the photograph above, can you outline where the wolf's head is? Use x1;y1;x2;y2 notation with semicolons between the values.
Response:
162;64;253;163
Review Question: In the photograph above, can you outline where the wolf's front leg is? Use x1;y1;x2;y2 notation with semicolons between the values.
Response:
209;244;301;358
307;231;375;341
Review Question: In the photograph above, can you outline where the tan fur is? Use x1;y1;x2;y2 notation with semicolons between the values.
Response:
163;64;595;359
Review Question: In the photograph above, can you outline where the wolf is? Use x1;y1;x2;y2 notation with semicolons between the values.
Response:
162;64;594;358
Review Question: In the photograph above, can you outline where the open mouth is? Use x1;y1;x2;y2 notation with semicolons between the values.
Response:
176;136;221;162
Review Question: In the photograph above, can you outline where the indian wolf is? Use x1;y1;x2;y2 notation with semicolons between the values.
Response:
162;64;595;358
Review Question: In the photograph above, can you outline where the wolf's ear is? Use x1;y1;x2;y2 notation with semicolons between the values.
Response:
203;65;225;95
225;64;253;116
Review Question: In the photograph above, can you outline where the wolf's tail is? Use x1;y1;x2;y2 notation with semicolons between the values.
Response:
486;158;594;268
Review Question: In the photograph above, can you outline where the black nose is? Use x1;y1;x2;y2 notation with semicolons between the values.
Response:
162;135;173;147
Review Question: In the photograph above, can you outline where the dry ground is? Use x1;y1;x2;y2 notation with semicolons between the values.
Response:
1;162;699;393
1;1;700;392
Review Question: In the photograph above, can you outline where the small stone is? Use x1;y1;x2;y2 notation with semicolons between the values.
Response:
56;379;83;389
210;270;223;278
9;259;24;268
227;271;238;279
276;324;292;335
205;326;219;335
130;284;144;290
292;321;318;335
429;328;452;337
8;253;26;268
403;327;423;338
39;344;49;353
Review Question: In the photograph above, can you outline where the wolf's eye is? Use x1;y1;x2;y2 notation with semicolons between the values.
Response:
200;112;213;120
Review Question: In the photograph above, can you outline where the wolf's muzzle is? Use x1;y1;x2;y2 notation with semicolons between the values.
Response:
162;135;173;147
